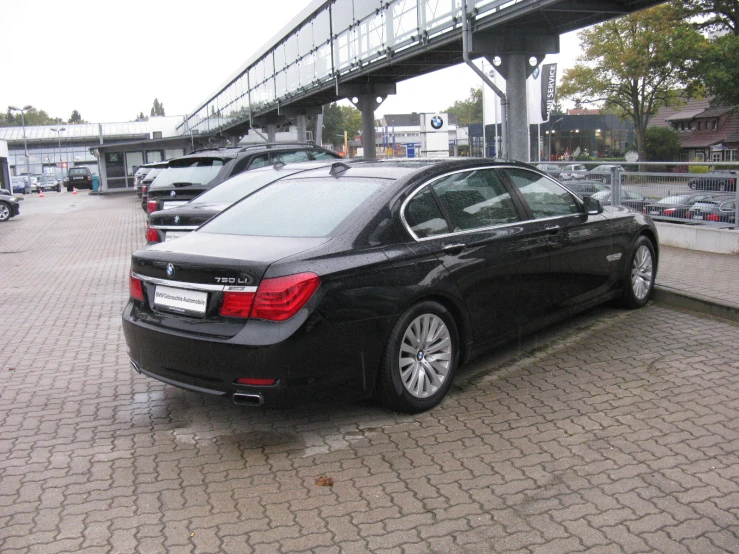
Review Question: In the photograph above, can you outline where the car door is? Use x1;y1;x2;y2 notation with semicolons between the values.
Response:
501;167;615;312
403;167;554;345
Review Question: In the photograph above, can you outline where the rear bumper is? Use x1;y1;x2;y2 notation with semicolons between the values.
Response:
122;302;391;407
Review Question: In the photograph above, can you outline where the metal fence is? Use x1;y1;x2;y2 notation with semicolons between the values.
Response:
537;161;739;229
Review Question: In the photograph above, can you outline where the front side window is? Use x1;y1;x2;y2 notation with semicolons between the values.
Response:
431;169;520;231
505;168;580;219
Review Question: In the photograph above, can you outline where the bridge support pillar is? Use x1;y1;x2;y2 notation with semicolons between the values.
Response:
296;115;308;143
339;84;396;160
266;124;277;143
504;53;529;162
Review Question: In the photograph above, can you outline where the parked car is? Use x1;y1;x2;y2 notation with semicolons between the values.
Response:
687;170;738;192
0;192;21;222
591;189;649;212
589;164;625;184
535;163;562;179
123;159;658;413
644;193;729;219
145;144;342;214
563;180;610;198
134;161;168;198
11;177;30;195
147;160;345;244
37;174;61;193
65;167;92;191
558;164;587;181
686;197;736;224
140;164;169;211
19;174;41;192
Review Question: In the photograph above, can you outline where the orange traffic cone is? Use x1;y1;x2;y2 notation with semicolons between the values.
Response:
73;187;78;195
39;189;45;198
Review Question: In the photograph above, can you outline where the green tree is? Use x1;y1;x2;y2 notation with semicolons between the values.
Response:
68;109;83;124
558;5;702;162
151;98;166;117
0;108;63;126
135;112;148;122
645;126;682;161
321;103;362;147
675;0;739;105
444;87;482;126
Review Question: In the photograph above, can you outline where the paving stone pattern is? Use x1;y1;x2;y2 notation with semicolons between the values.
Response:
1;194;739;553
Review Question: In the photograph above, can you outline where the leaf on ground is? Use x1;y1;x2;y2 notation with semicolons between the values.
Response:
315;475;334;487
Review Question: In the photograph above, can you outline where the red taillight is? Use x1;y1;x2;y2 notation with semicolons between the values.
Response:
707;214;720;222
129;273;144;301
643;208;648;213
146;225;159;243
220;291;256;317
251;273;320;321
147;199;157;213
236;378;276;386
141;185;147;195
662;208;676;216
685;212;692;218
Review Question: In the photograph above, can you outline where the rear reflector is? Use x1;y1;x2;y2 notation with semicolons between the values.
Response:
220;291;255;317
129;273;144;301
662;208;676;216
147;199;157;214
250;272;320;321
145;225;159;243
236;378;276;386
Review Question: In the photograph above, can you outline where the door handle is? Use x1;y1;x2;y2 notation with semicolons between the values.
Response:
442;243;465;254
544;225;561;234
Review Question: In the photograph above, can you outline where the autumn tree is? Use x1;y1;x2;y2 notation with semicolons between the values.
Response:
559;4;702;161
675;0;739;105
322;103;362;147
444;87;483;126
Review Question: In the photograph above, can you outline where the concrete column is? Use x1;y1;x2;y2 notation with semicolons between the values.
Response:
266;124;277;143
296;115;307;143
356;95;379;159
505;53;529;162
314;113;323;145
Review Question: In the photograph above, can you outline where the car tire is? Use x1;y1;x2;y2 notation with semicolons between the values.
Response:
25;186;31;195
0;202;11;222
619;236;656;309
374;300;460;413
66;185;73;193
56;184;61;193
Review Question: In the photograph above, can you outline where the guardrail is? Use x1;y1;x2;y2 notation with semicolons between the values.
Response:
537;161;738;229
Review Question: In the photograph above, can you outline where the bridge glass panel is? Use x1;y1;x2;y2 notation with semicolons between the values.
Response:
354;0;383;21
285;34;299;65
331;2;354;34
274;44;286;70
313;10;330;45
298;24;313;53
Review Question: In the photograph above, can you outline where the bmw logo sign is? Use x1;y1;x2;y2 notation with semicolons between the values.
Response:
165;263;175;278
174;215;180;224
170;190;176;197
532;66;540;79
430;116;444;130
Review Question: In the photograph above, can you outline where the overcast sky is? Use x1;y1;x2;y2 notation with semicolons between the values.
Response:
0;0;582;124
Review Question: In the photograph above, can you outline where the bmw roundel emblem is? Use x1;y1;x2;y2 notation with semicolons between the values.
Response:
532;66;540;79
166;263;175;278
173;215;180;224
170;190;176;197
430;116;444;130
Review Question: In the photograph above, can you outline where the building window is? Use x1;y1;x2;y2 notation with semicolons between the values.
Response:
695;152;705;162
698;122;702;130
688;122;693;130
680;122;685;131
712;151;722;162
729;150;737;161
713;120;718;130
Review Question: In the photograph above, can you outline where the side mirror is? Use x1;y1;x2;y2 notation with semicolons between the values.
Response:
583;196;603;215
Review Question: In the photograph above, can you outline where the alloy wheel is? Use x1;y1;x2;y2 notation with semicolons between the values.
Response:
0;204;10;221
398;314;452;399
631;245;653;300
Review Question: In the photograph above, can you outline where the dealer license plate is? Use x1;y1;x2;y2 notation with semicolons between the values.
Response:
164;231;189;241
154;285;207;315
649;210;660;215
692;214;703;220
163;201;187;210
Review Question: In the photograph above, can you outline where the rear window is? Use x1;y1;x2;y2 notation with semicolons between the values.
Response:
149;159;224;189
201;177;387;237
191;168;304;204
69;168;89;175
656;195;691;205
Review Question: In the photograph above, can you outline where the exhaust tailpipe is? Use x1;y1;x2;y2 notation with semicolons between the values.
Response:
233;392;264;407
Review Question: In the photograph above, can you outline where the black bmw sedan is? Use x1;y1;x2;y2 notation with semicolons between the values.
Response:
123;159;659;413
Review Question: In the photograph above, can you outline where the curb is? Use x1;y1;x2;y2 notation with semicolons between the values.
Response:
653;285;739;324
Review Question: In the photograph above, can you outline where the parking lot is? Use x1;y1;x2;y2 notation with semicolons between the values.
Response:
2;192;739;554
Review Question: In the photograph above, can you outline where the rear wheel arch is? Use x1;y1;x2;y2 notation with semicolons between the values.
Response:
411;293;470;364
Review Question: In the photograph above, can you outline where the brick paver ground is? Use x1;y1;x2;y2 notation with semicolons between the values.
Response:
1;193;738;553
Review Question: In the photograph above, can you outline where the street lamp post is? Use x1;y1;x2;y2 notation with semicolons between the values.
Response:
8;105;34;190
50;127;67;186
549;117;563;161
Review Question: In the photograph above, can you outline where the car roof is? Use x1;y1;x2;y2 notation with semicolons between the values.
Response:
181;143;334;160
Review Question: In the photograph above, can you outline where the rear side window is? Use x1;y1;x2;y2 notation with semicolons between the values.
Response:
248;155;270;169
505;168;580;219
200;177;387;237
405;188;449;238
431;169;520;231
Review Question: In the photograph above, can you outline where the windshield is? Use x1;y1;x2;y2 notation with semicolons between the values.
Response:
149;159;224;189
191;168;305;204
200;177;388;238
40;175;56;182
591;190;612;201
143;168;166;183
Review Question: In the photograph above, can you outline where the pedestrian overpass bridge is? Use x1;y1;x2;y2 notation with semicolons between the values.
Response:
180;0;663;160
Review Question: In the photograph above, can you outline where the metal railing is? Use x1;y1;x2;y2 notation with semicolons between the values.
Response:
537;161;739;229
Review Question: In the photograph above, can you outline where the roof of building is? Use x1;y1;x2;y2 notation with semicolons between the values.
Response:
651;98;713;128
566;108;601;115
